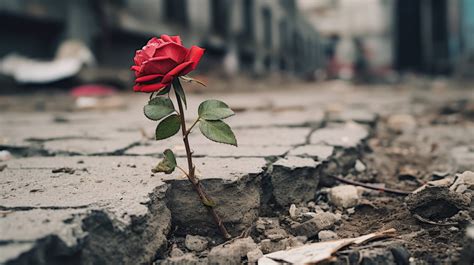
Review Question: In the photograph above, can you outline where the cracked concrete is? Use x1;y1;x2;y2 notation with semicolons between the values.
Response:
4;83;471;264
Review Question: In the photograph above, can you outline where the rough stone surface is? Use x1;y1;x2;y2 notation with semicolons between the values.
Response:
287;145;334;161
450;146;474;172
406;177;471;220
185;235;208;252
208;237;257;265
247;248;264;264
0;156;171;264
268;157;321;207
318;230;338;241
310;122;369;148
290;212;338;238
164;157;266;236
328;185;360;208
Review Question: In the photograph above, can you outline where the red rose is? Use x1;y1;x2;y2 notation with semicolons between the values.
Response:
131;35;205;93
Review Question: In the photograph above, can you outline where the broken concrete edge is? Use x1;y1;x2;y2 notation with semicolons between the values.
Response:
1;184;171;265
1;121;373;264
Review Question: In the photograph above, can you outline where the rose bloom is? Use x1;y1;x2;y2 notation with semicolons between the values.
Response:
131;35;204;93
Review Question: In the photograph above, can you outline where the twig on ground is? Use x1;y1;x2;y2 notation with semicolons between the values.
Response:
329;175;413;196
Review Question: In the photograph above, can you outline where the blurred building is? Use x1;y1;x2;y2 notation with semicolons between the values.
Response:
0;0;323;83
395;0;474;76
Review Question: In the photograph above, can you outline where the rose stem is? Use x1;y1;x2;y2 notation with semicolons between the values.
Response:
173;80;232;239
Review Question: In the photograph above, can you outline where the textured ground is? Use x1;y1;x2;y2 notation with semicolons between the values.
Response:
0;79;473;264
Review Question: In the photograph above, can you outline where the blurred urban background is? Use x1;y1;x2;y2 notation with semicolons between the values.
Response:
0;0;474;93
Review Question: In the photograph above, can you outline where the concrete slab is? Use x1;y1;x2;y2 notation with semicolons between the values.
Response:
310;122;369;148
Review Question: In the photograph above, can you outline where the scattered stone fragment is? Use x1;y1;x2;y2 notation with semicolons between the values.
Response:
260;237;301;254
355;160;366;172
291;212;338;238
247;248;263;264
450;171;474;194
208;237;257;265
387;114;416;133
169;244;184;257
264;228;288;241
255;218;280;234
318;230;338;241
328;185;360;208
185;235;208;252
289;204;297;219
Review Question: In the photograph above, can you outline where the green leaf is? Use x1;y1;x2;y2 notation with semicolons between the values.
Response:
156;114;181;140
172;79;187;108
152;149;176;174
199;120;237;146
198;100;235;120
144;97;175;121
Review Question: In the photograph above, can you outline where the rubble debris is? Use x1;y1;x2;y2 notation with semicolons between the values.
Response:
355;160;366;172
318;230;339;241
260;229;397;264
291;212;338;238
406;172;472;221
185;235;208;252
328;185;360;208
260;237;302;254
208;237;257;265
247;248;263;264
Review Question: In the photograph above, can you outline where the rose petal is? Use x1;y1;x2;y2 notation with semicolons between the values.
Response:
160;34;173;43
133;82;167;93
140;56;178;76
171;36;182;45
153;42;188;63
135;73;164;83
161;61;194;83
185;46;205;69
134;50;149;65
147;37;160;45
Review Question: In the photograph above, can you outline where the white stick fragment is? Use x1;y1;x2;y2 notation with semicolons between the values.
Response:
260;228;396;265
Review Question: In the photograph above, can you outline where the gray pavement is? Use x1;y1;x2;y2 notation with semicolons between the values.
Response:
1;81;473;264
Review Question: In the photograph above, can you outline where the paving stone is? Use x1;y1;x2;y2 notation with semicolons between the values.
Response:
327;108;377;124
268;157;321;207
126;142;289;157
310;122;369;148
0;157;171;265
207;127;311;147
227;109;324;128
0;156;266;263
287;145;334;161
